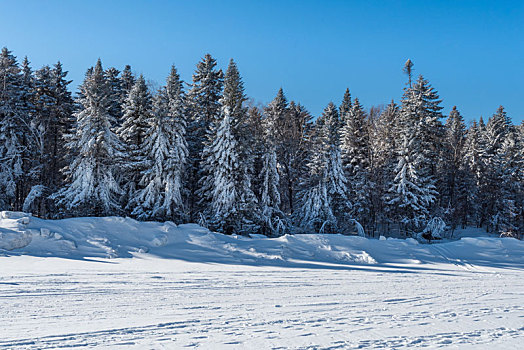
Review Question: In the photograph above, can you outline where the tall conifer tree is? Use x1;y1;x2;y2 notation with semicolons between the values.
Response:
54;60;122;216
117;75;153;214
186;54;223;220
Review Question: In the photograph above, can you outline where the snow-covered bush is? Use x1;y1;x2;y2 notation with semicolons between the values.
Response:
500;231;522;240
417;216;448;242
22;185;45;213
350;219;366;237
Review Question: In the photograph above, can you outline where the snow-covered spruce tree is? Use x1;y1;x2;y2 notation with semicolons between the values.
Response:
18;57;37;211
295;103;350;233
130;66;188;221
374;100;400;166
259;103;287;236
286;102;314;208
120;65;135;99
54;59;122;216
473;108;505;230
221;59;259;231
517;123;524;234
247;106;266;200
325;145;351;232
384;135;434;234
31;64;55;207
486;106;512;153
482;106;519;233
117;74;153;215
414;75;444;207
295;141;334;232
259;146;287;235
0;48;34;211
185;54;223;221
29;62;74;217
340;97;372;230
104;67;124;127
263;89;288;212
494;128;523;234
372;100;400;233
339;88;352;125
200;59;259;234
205;108;239;234
165;65;189;217
384;75;442;235
462;120;487;227
442;106;469;230
264;89;312;215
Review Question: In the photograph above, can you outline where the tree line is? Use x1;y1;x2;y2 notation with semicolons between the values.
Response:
0;49;522;237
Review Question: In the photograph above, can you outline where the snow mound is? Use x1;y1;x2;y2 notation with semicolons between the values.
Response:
0;227;32;251
0;212;523;269
0;212;33;250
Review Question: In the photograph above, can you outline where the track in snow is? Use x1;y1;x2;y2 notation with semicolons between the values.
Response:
1;256;523;349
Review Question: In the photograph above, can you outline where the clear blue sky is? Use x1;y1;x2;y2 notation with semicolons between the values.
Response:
1;0;522;123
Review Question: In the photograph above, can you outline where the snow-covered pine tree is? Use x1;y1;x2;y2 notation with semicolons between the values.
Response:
185;54;223;221
265;88;288;129
29;62;75;217
384;75;441;234
462;120;487;227
104;67;124;127
117;74;153;215
323;103;351;231
165;65;189;219
54;59;122;216
259;103;286;236
482;106;517;233
384;135;432;234
265;89;312;215
221;59;259;232
495;128;523;234
339;88;352;124
263;89;288;212
295;103;350;233
120;65;135;99
485;106;512;153
340;97;372;229
443;106;469;230
130;66;188;221
0;48;32;211
51;61;75;157
32;64;55;210
247;106;266;200
375;101;400;161
259;145;286;235
414;76;446;208
286;102;314;202
18;57;37;211
295;139;334;232
516;123;524;235
373;100;400;232
207;108;239;234
199;59;259;234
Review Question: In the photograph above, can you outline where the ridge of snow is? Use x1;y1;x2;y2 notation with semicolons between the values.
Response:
1;211;523;269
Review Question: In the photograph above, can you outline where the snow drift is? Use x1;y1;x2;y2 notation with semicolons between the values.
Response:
1;211;523;269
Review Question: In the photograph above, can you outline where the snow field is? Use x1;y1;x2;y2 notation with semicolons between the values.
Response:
1;257;523;349
1;212;523;348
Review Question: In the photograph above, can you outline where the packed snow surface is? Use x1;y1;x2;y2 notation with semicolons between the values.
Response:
1;212;523;348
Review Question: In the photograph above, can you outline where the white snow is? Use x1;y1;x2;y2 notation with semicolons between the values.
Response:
1;212;523;348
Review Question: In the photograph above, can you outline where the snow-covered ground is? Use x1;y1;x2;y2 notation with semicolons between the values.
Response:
1;212;523;349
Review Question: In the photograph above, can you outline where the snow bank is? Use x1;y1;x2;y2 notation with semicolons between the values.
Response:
0;212;33;250
1;211;523;269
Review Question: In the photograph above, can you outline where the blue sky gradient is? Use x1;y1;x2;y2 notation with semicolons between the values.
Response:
1;0;522;122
